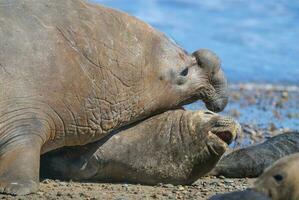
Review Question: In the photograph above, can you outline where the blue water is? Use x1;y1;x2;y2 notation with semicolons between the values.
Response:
91;0;299;84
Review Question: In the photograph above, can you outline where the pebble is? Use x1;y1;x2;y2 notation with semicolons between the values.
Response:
163;184;174;188
56;191;62;196
219;175;226;179
177;186;185;191
162;192;169;196
115;198;128;200
42;179;51;184
224;179;234;184
58;182;67;186
201;188;209;192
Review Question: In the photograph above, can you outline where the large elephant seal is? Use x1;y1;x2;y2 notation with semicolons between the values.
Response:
40;109;240;185
210;131;299;178
210;153;299;200
0;0;228;195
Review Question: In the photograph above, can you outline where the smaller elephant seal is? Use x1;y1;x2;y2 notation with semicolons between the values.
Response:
254;153;299;200
209;153;299;200
40;109;240;185
210;131;299;178
208;189;271;200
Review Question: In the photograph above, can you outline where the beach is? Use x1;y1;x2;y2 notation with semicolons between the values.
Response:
0;177;251;200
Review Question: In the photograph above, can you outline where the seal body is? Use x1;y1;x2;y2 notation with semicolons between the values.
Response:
254;153;299;200
209;153;299;200
208;189;271;200
41;109;239;185
210;131;299;178
0;0;228;195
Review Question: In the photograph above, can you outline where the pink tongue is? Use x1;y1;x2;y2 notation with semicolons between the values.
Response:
215;131;232;144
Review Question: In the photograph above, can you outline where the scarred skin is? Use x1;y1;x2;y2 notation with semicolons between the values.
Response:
0;0;228;195
41;109;240;185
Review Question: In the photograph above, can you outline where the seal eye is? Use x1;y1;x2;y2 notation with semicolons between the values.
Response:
273;174;284;182
180;67;189;76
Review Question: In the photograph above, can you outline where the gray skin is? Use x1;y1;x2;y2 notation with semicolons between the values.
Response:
208;189;271;200
40;109;240;185
210;131;299;178
0;0;228;195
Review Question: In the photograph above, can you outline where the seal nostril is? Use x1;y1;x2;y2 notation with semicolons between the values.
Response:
195;57;203;68
273;174;284;182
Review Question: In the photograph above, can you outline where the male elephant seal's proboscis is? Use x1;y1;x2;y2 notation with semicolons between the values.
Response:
41;109;240;185
0;0;230;195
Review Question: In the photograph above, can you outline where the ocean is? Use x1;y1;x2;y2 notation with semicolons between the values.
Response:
90;0;299;135
91;0;299;84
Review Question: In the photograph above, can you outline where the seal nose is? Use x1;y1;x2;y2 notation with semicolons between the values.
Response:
192;49;220;74
206;97;228;113
192;49;228;113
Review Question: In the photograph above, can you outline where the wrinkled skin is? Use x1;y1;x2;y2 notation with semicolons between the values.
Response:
210;131;299;178
41;109;240;185
0;0;228;195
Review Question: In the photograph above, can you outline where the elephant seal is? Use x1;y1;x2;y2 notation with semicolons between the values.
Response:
210;131;299;178
0;0;228;195
254;153;299;200
40;109;240;185
208;189;271;200
214;153;299;200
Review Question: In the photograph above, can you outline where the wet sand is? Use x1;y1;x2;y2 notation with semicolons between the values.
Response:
1;83;298;199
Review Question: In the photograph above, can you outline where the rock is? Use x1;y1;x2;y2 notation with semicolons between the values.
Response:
42;179;51;184
163;184;174;188
56;192;62;197
177;186;185;191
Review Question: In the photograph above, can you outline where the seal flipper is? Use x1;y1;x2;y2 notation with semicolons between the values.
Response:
0;120;47;195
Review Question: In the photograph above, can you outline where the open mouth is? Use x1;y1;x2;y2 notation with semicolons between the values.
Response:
212;130;233;145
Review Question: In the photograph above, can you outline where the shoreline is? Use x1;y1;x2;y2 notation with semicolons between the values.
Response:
230;83;299;92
